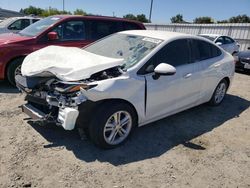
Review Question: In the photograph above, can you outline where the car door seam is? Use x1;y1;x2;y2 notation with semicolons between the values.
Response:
144;76;147;116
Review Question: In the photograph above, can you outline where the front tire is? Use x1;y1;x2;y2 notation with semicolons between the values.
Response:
7;58;24;86
88;102;136;149
209;79;228;106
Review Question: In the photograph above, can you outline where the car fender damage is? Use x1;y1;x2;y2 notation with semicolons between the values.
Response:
17;62;145;130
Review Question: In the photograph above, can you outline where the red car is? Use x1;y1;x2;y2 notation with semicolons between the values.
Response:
0;15;145;85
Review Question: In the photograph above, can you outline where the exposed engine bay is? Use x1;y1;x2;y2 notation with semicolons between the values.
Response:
16;66;123;130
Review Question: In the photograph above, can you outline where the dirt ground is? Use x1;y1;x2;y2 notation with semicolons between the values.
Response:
0;73;249;188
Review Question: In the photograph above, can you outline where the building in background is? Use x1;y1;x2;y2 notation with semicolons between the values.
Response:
0;8;25;20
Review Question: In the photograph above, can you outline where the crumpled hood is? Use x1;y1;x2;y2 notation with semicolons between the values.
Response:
21;46;124;81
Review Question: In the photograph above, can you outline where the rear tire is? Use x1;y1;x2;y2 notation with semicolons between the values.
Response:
209;79;228;106
7;58;24;86
88;102;136;149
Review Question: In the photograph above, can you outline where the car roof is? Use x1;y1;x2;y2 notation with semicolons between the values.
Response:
119;30;195;41
5;16;40;20
199;34;221;37
50;15;143;24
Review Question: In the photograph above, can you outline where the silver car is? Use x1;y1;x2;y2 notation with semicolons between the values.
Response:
199;34;240;55
0;17;40;34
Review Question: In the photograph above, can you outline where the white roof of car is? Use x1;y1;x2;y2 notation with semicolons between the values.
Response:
120;30;194;41
199;34;221;37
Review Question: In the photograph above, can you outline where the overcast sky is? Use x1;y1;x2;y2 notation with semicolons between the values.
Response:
1;0;249;23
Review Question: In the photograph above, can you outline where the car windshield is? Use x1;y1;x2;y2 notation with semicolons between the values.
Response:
0;18;16;28
19;17;61;37
84;33;163;70
199;35;216;41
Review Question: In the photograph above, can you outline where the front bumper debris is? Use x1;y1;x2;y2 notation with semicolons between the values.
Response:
22;103;79;130
22;104;46;120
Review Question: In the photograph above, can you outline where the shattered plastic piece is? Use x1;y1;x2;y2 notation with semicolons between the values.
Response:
57;107;79;130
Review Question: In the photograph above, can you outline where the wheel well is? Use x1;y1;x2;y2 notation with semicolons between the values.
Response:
5;56;26;78
223;77;230;89
232;51;238;55
98;99;139;126
76;99;139;129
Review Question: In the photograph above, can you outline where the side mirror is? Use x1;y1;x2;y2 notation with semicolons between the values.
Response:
216;42;223;46
248;47;250;50
47;32;58;41
153;63;176;80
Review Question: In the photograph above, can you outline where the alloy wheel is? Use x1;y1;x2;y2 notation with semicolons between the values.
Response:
103;111;132;145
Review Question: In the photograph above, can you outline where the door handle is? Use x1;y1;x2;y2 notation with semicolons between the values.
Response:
184;73;192;79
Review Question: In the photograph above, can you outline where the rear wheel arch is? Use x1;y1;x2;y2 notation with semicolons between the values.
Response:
223;77;230;90
209;78;229;106
232;51;238;56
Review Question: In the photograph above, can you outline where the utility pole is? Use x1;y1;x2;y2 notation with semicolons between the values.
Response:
63;0;65;11
149;0;154;22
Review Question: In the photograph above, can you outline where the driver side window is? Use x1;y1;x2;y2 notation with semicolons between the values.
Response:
9;19;30;30
51;20;86;41
138;39;191;74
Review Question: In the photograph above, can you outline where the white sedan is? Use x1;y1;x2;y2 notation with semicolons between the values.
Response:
0;17;40;34
199;34;240;55
16;30;235;148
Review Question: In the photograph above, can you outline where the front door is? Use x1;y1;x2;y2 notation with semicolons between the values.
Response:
141;39;202;122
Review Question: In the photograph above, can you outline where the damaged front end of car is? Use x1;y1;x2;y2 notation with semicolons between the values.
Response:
16;66;123;130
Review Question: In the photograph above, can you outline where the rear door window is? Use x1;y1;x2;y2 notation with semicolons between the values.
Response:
224;36;234;44
191;39;222;62
86;20;119;40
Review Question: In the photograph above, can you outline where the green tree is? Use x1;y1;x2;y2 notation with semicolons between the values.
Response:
136;14;149;23
123;14;150;23
170;14;184;23
21;6;43;16
229;14;250;23
73;9;87;16
123;14;137;21
217;19;229;23
41;7;71;17
194;16;214;24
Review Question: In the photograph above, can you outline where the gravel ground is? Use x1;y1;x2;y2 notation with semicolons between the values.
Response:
0;73;249;188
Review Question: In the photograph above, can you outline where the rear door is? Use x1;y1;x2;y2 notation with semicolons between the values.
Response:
190;39;223;102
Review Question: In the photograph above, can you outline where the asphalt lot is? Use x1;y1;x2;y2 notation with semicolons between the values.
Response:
0;72;249;188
